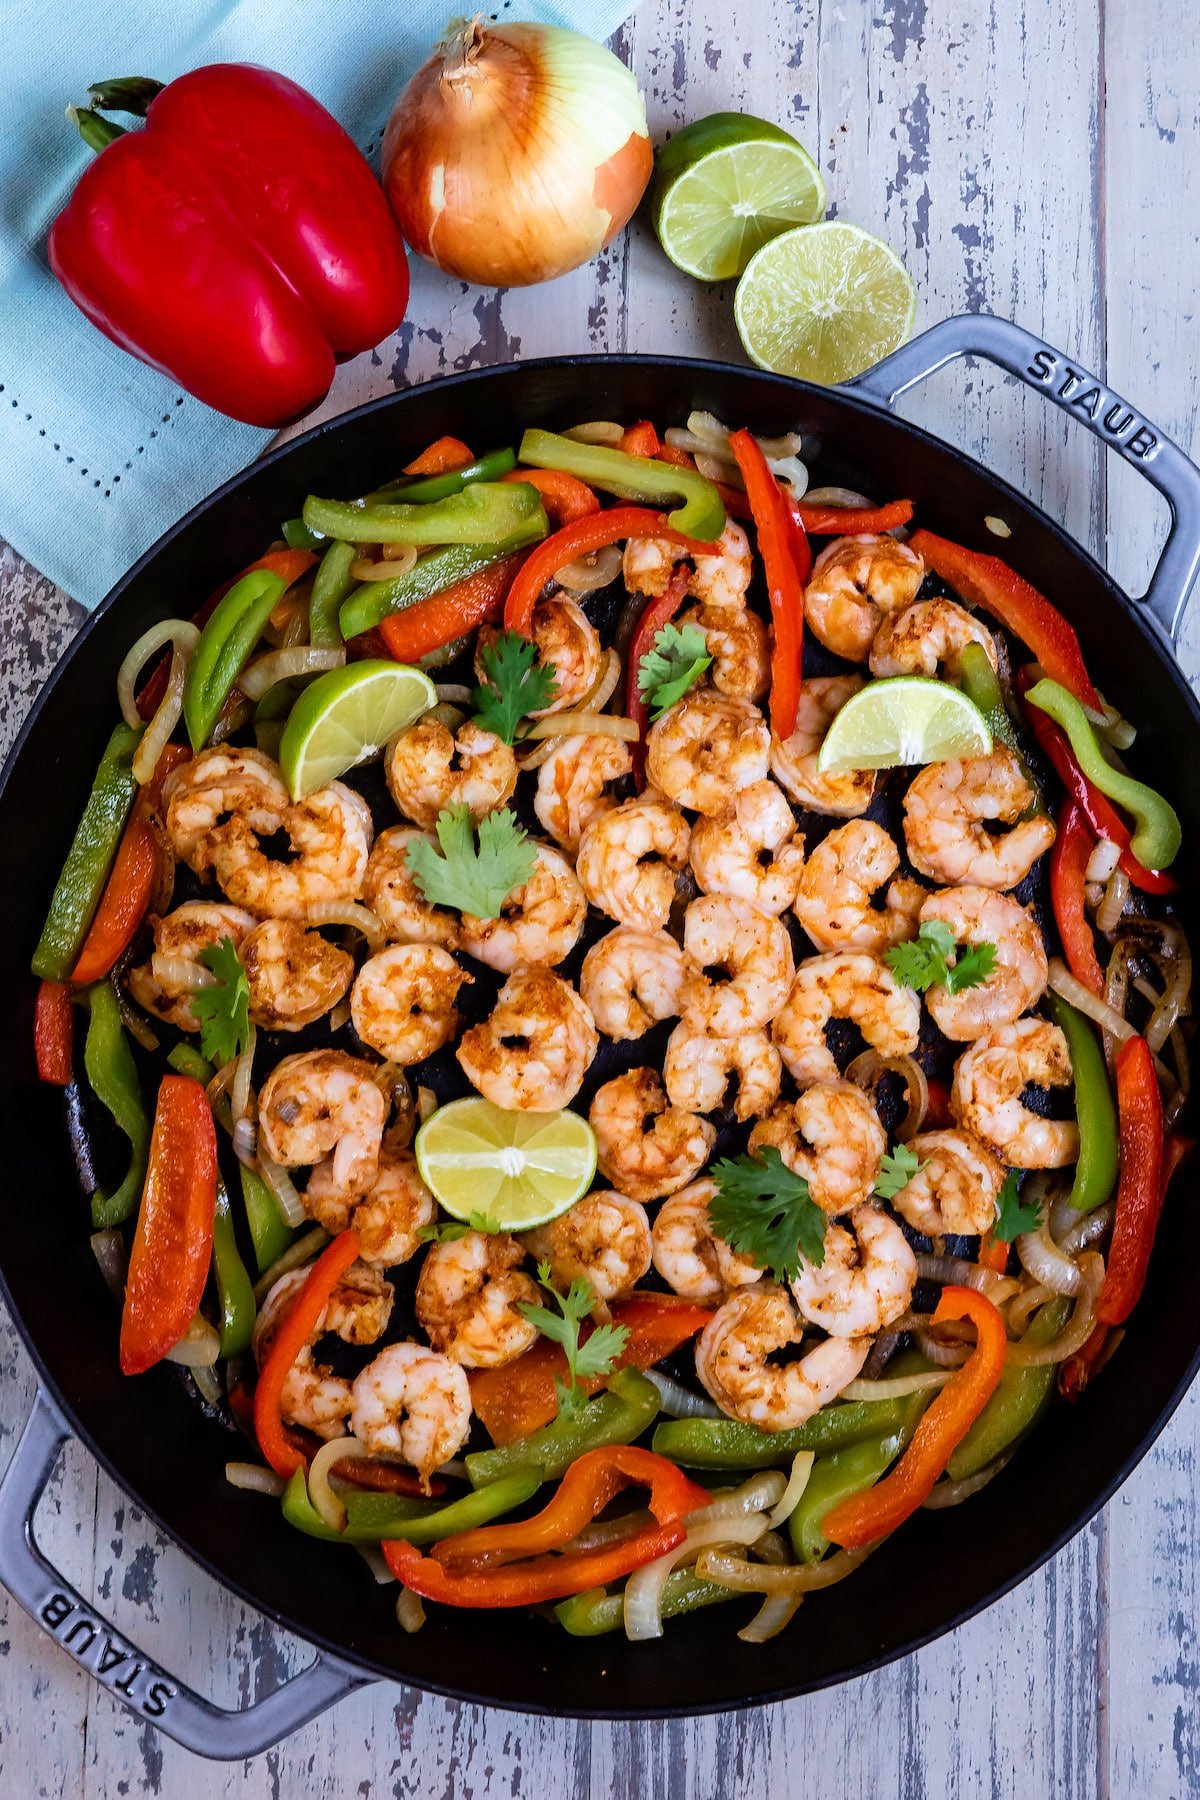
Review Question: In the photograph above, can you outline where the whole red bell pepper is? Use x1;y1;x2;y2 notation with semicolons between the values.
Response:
1050;800;1106;997
49;66;409;426
119;1075;218;1376
729;428;810;740
1095;1037;1165;1328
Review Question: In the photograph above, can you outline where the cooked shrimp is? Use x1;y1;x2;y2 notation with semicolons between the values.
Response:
623;521;753;610
349;1342;472;1490
457;968;598;1111
790;1204;917;1337
903;746;1056;889
579;926;692;1040
534;733;633;855
415;1230;541;1368
163;745;289;876
351;944;469;1067
253;1260;394;1441
951;1017;1081;1168
362;825;461;951
258;1049;387;1194
589;1068;715;1203
770;676;876;817
524;1192;652;1303
677;602;770;702
695;1285;870;1430
212;782;374;920
458;843;586;972
804;533;925;662
650;1180;763;1305
385;718;517;831
664;1020;782;1121
126;901;255;1030
869;597;998;679
575;793;691;932
772;951;921;1088
919;886;1048;1040
679;896;795;1036
792;819;924;954
304;1138;437;1266
477;595;602;715
645;689;771;817
240;918;354;1031
688;780;806;915
890;1129;1005;1237
748;1081;886;1216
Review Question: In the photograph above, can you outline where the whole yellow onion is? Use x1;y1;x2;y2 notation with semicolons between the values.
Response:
382;19;653;287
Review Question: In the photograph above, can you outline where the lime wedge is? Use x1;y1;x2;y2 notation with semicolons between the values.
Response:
278;660;435;799
734;221;916;385
415;1098;597;1230
816;678;993;773
652;113;827;282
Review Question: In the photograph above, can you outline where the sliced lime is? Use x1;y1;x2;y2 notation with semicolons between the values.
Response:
415;1097;597;1230
816;677;993;773
734;221;917;385
652;112;827;282
278;660;435;800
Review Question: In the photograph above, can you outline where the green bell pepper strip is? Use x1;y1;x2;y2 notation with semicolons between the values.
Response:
946;1296;1070;1480
1024;677;1182;869
32;724;141;981
955;643;1043;807
309;540;356;649
338;535;546;639
182;568;287;751
1044;991;1119;1214
302;482;547;550
466;1369;661;1489
789;1430;910;1564
555;1570;735;1636
282;516;325;551
166;1041;215;1083
240;1163;296;1273
518;428;726;542
370;446;517;505
281;1468;541;1544
651;1391;921;1471
212;1181;256;1357
84;982;151;1228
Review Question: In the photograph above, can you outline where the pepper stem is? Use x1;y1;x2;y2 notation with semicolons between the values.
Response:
66;105;126;153
86;76;164;116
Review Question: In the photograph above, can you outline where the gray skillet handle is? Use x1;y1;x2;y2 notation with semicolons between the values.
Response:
0;1393;369;1760
848;313;1200;642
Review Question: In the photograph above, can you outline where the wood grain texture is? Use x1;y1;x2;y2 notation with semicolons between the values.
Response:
1;1;1198;1793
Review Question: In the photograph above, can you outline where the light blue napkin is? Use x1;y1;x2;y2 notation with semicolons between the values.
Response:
2;1;637;608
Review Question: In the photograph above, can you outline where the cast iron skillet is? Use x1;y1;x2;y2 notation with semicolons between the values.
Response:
2;315;1199;1759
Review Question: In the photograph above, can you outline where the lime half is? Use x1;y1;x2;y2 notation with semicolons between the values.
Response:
415;1097;597;1230
816;678;993;773
652;113;826;282
279;660;435;799
735;221;916;385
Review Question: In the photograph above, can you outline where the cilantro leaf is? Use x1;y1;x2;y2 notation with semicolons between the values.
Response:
886;920;997;995
405;804;537;919
471;629;558;744
418;1211;501;1245
518;1261;630;1418
707;1148;827;1284
992;1170;1041;1243
873;1144;926;1201
637;622;712;719
945;942;998;994
192;936;251;1066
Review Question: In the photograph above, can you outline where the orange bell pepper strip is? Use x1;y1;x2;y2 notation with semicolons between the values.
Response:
729;428;810;740
378;551;530;665
793;498;915;536
384;1519;684;1608
503;508;716;635
823;1286;1008;1548
620;420;661;458
1094;1038;1166;1328
500;467;599;525
253;1228;362;1476
976;1233;1010;1275
403;435;474;475
119;1075;218;1376
34;980;74;1085
1050;800;1106;997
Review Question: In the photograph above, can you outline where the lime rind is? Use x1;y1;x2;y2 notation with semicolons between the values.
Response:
415;1097;597;1230
816;677;992;773
279;659;435;799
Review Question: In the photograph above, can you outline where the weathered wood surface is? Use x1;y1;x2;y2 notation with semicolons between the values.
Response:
2;0;1198;1792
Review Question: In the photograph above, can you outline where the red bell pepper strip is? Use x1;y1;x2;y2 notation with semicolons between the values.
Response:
625;565;691;789
69;814;159;987
49;66;409;426
976;1233;1010;1275
253;1228;362;1477
504;508;714;635
500;468;599;525
384;1521;684;1608
378;552;530;665
1095;1037;1165;1328
924;1077;953;1130
403;436;474;476
119;1075;218;1376
729;428;810;740
620;420;661;458
824;1286;1007;1547
1050;800;1106;997
329;1458;445;1499
793;498;915;536
909;528;1101;710
34;981;74;1086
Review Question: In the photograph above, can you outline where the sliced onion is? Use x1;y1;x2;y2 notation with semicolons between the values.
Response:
738;1590;804;1643
984;516;1012;539
231;1023;256;1126
434;683;474;707
682;413;806;464
1005;1252;1104;1365
913;1328;970;1368
562;421;624;444
136;631;199;784
1056;1201;1115;1258
696;1542;875;1596
846;1051;928;1141
923;1449;1015;1509
329;998;351;1033
151;955;217;994
232;1116;258;1168
1050;958;1136;1046
752;1528;791;1565
302;902;387;954
164;1314;221;1367
557;544;624;595
690;1471;787;1523
238;647;344;701
252;1226;329;1305
355;1543;398;1585
90;1229;128;1304
1086;838;1122;884
800;485;875;510
395;1587;426;1633
563;1509;655;1555
623;1512;768;1641
210;698;253;744
225;1462;287;1498
1005;1282;1054;1336
520;709;638;744
580;647;622;713
914;1252;1016;1299
417;1085;438;1123
351;547;418;581
1016;1221;1081;1296
308;1436;366;1532
117;618;195;726
644;1370;722;1419
767;1452;815;1529
1096;867;1130;934
843;1370;952;1402
191;1361;223;1406
256;1152;308;1229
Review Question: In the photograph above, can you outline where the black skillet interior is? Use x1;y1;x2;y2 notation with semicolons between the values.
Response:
2;356;1198;1717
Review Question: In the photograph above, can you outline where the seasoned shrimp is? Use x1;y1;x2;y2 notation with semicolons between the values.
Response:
869;597;998;679
804;533;925;662
258;1049;387;1194
748;1081;886;1216
679;895;795;1036
351;944;469;1066
253;1261;394;1441
919;886;1048;1040
126;901;255;1030
458;843;586;972
523;1192;652;1303
650;1180;763;1304
362;825;460;950
534;733;633;855
623;521;753;609
951;1017;1081;1168
664;1020;782;1121
589;1068;715;1202
772;951;921;1088
304;1138;437;1266
645;689;771;817
695;1285;870;1430
792;819;924;954
457;968;598;1111
790;1204;917;1337
770;676;877;817
240;918;354;1031
579;926;691;1040
575;793;691;932
415;1230;541;1368
689;780;806;915
163;746;289;876
677;602;770;702
349;1342;472;1490
385;718;517;831
890;1129;1005;1237
212;782;374;920
903;746;1056;889
477;595;602;714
